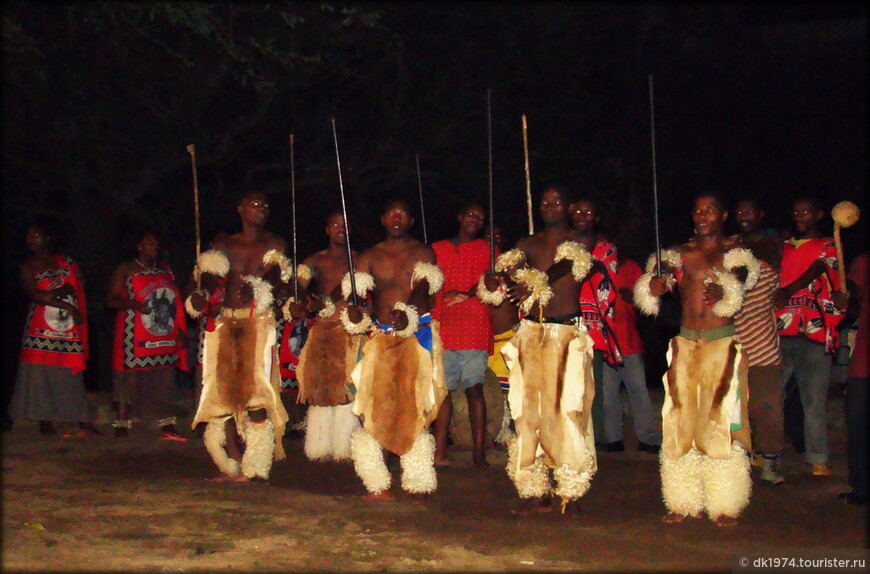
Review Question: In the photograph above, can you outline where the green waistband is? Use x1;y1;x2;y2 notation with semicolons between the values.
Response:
678;324;735;342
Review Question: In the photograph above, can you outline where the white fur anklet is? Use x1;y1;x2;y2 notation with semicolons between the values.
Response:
514;455;552;499
240;417;275;480
660;448;705;518
303;406;336;461
553;453;596;500
350;427;391;494
391;302;419;338
702;443;752;521
203;418;241;478
400;432;437;494
332;403;361;461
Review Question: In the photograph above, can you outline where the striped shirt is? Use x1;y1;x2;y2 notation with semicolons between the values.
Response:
734;262;781;366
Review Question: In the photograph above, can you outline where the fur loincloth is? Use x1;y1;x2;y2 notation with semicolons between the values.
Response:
193;313;289;460
501;320;597;476
661;334;751;460
350;321;447;456
297;316;362;407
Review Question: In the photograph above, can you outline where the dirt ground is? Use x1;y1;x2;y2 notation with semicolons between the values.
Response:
2;386;867;572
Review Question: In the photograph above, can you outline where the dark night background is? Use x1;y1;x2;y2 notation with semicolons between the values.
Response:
2;3;866;406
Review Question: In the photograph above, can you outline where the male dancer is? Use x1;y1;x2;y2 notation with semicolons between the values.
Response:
432;201;493;467
634;193;758;526
293;212;362;461
187;190;291;481
480;185;597;515
344;198;447;501
733;197;786;484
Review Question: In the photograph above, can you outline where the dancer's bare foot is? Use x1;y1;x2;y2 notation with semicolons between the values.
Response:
713;515;738;527
559;498;582;516
512;496;552;514
662;512;702;523
361;490;395;501
206;474;249;483
408;493;429;505
472;452;489;467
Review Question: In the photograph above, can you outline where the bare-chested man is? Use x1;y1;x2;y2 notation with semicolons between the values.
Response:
343;198;447;501
480;185;597;515
292;211;363;462
634;192;758;527
187;190;291;482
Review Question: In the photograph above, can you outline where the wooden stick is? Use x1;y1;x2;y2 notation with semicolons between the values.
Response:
833;224;848;296
289;134;298;300
522;114;533;235
487;89;495;273
330;118;357;306
648;75;662;277
416;154;428;244
185;144;201;289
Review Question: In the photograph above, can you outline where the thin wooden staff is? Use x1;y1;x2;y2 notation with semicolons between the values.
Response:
487;88;495;273
330;118;357;306
648;75;662;277
415;154;428;244
522;114;534;235
186;144;201;289
289;134;298;300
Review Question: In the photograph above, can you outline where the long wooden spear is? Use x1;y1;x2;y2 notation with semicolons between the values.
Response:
415;154;428;244
330;118;357;306
186;144;201;288
487;89;495;273
522;114;534;235
289;134;298;300
648;75;662;277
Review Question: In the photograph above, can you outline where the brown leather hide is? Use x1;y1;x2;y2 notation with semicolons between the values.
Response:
297;318;358;407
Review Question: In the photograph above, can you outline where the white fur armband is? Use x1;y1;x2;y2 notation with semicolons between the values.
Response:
185;292;202;319
199;249;231;278
341;272;375;300
476;273;506;306
411;262;444;295
392;302;420;338
708;269;745;318
495;249;526;273
317;296;337;319
339;306;373;335
553;240;593;282
633;272;663;317
296;263;313;284
242;275;274;317
644;249;683;276
263;249;293;283
513;267;553;315
723;248;760;291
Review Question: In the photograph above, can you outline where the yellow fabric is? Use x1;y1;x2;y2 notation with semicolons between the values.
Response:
661;335;751;460
193;314;289;461
501;320;597;475
487;328;516;381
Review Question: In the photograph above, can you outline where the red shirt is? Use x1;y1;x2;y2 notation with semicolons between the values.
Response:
611;258;644;357
776;237;843;353
432;238;495;352
579;240;621;365
848;254;869;379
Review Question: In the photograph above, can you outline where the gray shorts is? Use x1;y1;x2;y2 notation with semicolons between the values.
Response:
443;349;488;392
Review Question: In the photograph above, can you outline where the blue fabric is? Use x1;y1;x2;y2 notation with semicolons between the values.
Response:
376;313;433;353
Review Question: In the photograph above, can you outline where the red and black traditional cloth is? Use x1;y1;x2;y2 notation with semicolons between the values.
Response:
611;258;645;357
578;240;621;366
112;264;189;372
277;314;313;391
19;255;89;374
195;282;226;368
776;237;844;353
432;238;497;353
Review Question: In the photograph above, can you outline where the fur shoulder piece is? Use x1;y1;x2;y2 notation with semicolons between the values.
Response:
476;273;506;306
495;249;526;274
296;263;313;284
263;249;293;283
411;262;444;295
553;240;593;282
644;248;683;275
341;271;375;301
723;247;760;291
199;249;230;277
242;275;274;317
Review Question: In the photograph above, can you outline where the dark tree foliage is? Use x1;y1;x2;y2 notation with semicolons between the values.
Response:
2;2;864;393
